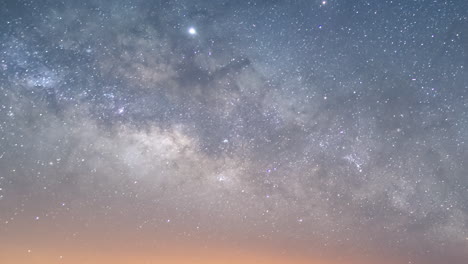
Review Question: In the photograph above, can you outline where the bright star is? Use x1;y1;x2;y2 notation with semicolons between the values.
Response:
188;27;197;35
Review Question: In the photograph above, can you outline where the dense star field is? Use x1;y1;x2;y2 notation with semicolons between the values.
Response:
1;0;468;263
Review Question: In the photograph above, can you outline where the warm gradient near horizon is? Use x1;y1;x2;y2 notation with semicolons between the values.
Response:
1;0;468;263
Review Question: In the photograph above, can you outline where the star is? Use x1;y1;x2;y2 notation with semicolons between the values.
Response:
188;27;197;35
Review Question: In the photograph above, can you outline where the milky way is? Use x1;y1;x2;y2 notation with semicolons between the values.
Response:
1;0;468;263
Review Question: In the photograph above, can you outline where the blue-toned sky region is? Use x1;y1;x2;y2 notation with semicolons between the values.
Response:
0;0;468;263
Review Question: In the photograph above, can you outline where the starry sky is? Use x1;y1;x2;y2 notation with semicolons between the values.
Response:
1;0;468;263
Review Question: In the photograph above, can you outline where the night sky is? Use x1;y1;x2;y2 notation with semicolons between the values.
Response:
1;0;468;263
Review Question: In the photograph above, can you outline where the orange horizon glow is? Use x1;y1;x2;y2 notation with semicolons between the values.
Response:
0;236;406;264
0;246;383;264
